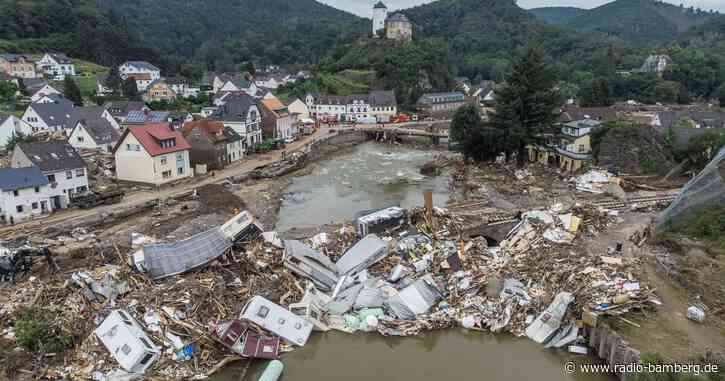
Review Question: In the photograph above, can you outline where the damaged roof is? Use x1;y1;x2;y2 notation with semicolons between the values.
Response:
17;140;86;172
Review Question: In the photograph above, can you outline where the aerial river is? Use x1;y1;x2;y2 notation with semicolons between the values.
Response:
217;142;613;381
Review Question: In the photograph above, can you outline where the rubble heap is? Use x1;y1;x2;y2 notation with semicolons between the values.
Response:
0;202;660;380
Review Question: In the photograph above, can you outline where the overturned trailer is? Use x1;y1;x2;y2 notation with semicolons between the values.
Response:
134;211;263;280
355;207;406;237
283;240;339;291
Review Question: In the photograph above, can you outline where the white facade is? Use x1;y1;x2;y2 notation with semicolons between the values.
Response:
220;107;263;152
11;152;88;209
36;54;76;81
68;123;117;153
287;99;310;120
22;106;51;133
275;114;295;140
94;310;160;374
219;81;257;96
115;133;192;186
0;184;53;223
226;139;244;163
306;94;397;123
119;62;161;92
372;3;388;37
0;116;33;149
30;84;62;103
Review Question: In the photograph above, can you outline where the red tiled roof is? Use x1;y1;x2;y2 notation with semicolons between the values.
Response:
121;123;191;156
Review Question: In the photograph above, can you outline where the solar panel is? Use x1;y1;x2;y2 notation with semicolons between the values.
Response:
142;227;232;280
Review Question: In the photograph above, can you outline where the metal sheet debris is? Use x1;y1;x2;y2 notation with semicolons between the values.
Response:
524;292;574;344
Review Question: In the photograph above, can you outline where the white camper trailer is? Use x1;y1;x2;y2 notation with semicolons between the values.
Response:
94;310;160;374
240;296;313;346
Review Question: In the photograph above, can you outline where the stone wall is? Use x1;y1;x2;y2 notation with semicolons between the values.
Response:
305;130;370;162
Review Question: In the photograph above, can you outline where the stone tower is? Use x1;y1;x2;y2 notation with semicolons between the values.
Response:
372;1;388;37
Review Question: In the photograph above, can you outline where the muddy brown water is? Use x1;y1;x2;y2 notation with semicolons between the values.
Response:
216;142;614;381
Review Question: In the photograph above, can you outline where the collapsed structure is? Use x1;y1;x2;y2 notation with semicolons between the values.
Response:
0;185;672;379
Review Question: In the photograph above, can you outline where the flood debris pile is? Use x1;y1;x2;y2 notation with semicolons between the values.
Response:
1;200;662;379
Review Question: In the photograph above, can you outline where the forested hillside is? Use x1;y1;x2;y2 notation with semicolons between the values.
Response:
104;0;368;73
566;0;716;43
528;7;585;24
402;0;644;81
0;0;158;67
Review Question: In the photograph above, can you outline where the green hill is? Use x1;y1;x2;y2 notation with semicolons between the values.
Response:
529;7;585;25
566;0;716;42
0;0;159;67
105;0;368;72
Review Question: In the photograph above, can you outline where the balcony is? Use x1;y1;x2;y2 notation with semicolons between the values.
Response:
554;146;591;161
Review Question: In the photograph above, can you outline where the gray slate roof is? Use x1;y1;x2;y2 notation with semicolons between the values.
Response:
0;53;33;63
77;118;120;145
123;61;160;72
368;90;397;107
212;93;257;122
22;78;48;93
68;106;106;128
17;141;86;172
417;92;465;105
657;111;725;131
374;1;387;9
47;53;72;64
104;101;146;118
0;166;49;191
387;13;410;23
29;99;75;129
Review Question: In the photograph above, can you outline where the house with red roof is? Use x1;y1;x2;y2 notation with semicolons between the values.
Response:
113;123;192;185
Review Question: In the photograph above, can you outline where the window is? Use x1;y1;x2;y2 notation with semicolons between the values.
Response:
162;170;172;179
66;170;72;179
278;318;286;325
77;136;84;142
76;168;84;177
257;306;270;318
120;344;132;355
177;167;184;175
139;353;154;365
32;202;38;210
16;205;23;213
160;156;168;165
13;190;18;197
77;186;87;193
295;322;303;330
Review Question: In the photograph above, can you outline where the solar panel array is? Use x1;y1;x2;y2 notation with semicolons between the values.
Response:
143;227;231;280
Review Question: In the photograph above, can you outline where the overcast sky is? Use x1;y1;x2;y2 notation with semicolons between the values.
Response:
320;0;725;17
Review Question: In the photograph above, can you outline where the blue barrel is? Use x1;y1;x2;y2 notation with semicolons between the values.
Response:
258;360;284;381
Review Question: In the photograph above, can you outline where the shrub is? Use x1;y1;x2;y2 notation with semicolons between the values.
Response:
14;307;73;354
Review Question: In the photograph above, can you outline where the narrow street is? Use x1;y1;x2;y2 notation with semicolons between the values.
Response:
0;127;337;237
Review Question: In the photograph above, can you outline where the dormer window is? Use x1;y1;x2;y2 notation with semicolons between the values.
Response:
159;138;176;148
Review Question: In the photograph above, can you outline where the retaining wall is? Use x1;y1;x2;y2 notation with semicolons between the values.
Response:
587;324;642;381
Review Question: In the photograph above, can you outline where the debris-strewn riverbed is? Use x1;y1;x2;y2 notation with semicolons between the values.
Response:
0;142;701;381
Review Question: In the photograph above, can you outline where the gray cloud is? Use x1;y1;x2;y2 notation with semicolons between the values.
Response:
321;0;725;17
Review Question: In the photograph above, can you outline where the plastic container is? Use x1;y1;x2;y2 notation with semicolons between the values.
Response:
259;360;284;381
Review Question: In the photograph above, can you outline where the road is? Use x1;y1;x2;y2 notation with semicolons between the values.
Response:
0;119;454;237
0;127;337;237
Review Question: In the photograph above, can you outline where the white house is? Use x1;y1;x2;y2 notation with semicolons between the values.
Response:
11;141;89;209
0;115;33;149
254;73;290;90
219;79;257;96
94;310;160;374
211;94;263;152
68;118;121;153
30;84;62;103
113;123;193;186
119;61;161;91
22;98;75;133
286;98;310;120
0;166;53;224
36;53;76;81
306;90;397;123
